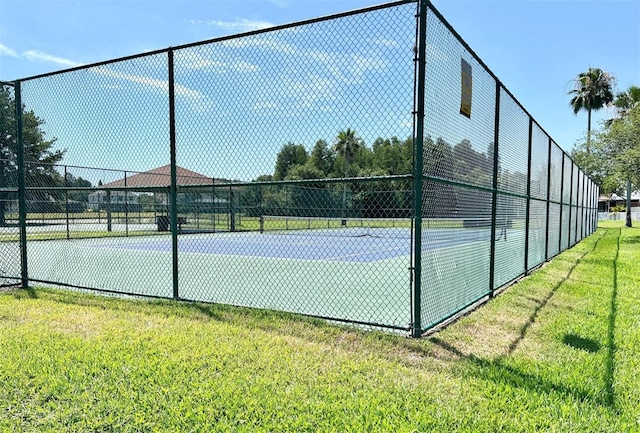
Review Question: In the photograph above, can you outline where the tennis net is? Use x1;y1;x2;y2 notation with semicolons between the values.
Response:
259;216;511;240
259;216;413;239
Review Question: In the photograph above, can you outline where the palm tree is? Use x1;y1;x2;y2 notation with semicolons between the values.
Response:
334;128;362;218
568;67;615;152
613;85;640;119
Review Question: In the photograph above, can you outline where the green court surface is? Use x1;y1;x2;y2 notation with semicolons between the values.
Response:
1;225;535;331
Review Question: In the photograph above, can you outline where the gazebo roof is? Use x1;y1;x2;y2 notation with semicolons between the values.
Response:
102;165;215;188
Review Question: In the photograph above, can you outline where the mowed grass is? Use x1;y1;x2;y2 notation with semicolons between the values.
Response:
1;223;639;432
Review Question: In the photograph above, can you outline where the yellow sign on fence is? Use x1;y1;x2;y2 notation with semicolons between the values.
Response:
460;59;472;118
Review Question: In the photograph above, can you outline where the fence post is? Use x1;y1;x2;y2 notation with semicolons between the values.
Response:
411;0;428;337
545;137;552;260
124;171;129;237
568;162;573;246
626;179;632;227
106;190;112;232
65;165;70;240
488;82;501;296
168;48;179;300
524;118;533;273
558;152;565;253
574;167;580;244
15;81;28;288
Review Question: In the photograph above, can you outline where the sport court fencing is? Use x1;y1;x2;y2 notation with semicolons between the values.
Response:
0;0;598;336
598;211;640;221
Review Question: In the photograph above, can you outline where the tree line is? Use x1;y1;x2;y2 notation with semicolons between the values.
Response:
1;87;95;222
240;131;499;220
2;83;530;223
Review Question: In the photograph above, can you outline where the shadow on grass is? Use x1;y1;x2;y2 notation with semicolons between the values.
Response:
428;336;605;405
420;228;618;409
8;286;39;299
505;229;607;356
562;333;601;353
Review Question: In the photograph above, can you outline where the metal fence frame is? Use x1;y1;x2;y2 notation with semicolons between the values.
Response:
0;0;599;336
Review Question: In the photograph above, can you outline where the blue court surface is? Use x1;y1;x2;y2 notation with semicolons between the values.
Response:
89;228;499;263
93;232;409;263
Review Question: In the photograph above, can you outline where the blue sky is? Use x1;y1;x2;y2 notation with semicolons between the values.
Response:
0;0;638;183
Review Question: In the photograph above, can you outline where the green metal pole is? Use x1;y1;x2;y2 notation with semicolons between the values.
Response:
558;153;565;253
626;179;632;227
124;171;129;237
574;167;580;243
168;49;179;300
106;190;112;232
15;81;28;288
568;163;573;246
523;117;532;273
65;165;70;240
489;82;501;294
411;0;428;338
544;137;552;260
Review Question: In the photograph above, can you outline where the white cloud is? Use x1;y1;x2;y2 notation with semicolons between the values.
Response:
0;43;18;57
233;61;258;73
307;51;387;86
367;39;400;49
22;50;83;68
89;66;213;113
268;0;288;7
283;74;338;108
223;38;298;55
177;52;258;73
252;101;279;110
186;18;274;33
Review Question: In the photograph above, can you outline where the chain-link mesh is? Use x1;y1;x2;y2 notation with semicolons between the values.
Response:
528;123;549;269
417;3;598;333
548;142;563;258
3;0;600;335
420;5;497;328
494;89;528;285
0;84;21;286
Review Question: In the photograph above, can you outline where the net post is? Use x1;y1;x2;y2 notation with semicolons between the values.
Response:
168;48;180;300
410;0;428;338
15;80;28;288
488;81;501;297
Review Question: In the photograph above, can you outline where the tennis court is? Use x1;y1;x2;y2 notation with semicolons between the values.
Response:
16;218;526;330
2;0;599;335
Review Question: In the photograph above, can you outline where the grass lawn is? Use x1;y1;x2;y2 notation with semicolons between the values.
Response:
0;222;638;432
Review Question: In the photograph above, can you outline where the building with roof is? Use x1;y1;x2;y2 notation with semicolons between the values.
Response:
598;191;640;213
87;165;228;211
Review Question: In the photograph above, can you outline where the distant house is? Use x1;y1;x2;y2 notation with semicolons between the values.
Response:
598;191;640;212
87;165;228;211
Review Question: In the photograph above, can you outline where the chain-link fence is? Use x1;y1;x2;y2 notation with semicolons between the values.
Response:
0;0;598;335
